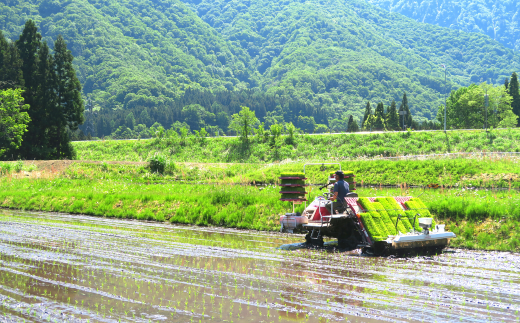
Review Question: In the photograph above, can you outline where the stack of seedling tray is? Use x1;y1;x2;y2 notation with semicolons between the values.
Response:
279;172;308;202
328;171;356;191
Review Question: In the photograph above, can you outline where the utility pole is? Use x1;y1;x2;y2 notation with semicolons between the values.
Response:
441;64;448;132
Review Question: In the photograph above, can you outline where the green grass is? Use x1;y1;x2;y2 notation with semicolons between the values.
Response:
64;149;520;189
1;173;519;251
0;178;285;231
2;153;520;251
72;128;520;163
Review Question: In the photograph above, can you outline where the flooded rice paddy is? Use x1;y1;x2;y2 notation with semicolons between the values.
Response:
0;210;519;322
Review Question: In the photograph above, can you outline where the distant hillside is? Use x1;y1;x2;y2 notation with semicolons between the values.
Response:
368;0;520;52
0;0;258;108
183;0;520;122
2;0;520;131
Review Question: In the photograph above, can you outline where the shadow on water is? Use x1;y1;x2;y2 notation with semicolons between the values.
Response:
0;209;519;322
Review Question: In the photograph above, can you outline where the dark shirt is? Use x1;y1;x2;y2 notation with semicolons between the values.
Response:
333;179;350;205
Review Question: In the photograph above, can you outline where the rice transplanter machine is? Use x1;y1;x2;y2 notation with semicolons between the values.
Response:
279;163;456;255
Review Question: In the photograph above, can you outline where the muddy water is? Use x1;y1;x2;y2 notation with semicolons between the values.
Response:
0;211;518;322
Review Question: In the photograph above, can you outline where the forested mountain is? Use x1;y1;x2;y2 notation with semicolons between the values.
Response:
2;0;520;136
183;0;520;122
1;0;258;109
368;0;520;52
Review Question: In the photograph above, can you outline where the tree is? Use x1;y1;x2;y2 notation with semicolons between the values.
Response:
347;115;359;132
438;82;516;129
399;93;412;129
0;88;30;157
125;112;136;129
363;115;376;131
504;77;509;92
373;102;386;130
182;104;214;130
269;123;283;144
509;72;520;126
297;115;316;132
314;124;329;133
32;41;56;158
362;101;372;128
52;35;85;158
386;100;399;130
15;20;42;158
228;106;259;143
0;31;24;90
285;122;298;145
329;118;348;132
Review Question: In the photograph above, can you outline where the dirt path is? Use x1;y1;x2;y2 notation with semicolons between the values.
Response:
0;209;519;322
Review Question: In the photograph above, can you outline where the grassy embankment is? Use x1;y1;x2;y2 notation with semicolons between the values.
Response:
1;158;520;251
73;128;520;163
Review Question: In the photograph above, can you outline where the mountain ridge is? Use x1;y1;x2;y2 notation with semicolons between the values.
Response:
1;0;519;131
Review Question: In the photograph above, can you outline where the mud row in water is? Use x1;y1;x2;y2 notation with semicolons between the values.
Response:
0;209;519;322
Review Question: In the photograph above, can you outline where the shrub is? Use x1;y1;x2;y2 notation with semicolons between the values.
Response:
148;154;166;174
14;160;23;173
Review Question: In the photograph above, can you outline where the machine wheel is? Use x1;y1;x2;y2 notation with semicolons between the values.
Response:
304;233;324;247
361;247;374;255
362;243;389;256
338;236;359;250
316;236;324;248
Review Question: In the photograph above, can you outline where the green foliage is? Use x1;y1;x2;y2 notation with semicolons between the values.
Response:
228;106;259;143
438;82;517;129
148;154;167;174
4;0;520;130
0;88;30;156
347;115;359;132
510;72;520;126
370;0;520;53
0;21;84;160
0;178;284;231
72;128;520;167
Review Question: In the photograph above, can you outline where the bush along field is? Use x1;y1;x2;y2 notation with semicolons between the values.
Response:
72;128;520;163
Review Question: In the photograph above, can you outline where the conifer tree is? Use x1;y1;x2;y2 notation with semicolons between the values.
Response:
347;115;359;132
504;77;510;92
362;101;372;128
0;31;24;90
53;35;85;158
386;100;399;130
373;102;386;130
33;41;56;158
399;93;412;129
16;20;42;158
349;117;359;132
509;72;520;126
16;20;40;98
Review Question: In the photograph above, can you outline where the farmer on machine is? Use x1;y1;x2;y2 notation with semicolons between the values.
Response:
328;171;349;214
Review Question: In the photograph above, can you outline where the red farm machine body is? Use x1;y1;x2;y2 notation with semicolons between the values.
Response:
279;163;455;255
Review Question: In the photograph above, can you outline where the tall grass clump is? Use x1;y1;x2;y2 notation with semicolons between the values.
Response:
149;154;167;174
